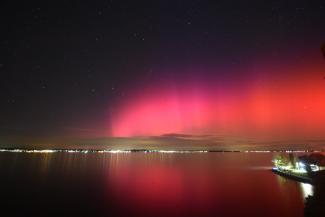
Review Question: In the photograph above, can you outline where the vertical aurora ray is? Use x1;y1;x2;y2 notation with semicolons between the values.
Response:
111;54;325;141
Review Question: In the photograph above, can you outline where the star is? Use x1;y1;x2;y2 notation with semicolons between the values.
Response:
7;99;16;104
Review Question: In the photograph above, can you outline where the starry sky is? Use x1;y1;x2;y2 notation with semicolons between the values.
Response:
1;0;325;145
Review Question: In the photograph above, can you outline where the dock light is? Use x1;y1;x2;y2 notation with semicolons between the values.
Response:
310;164;319;171
298;162;306;168
295;161;308;173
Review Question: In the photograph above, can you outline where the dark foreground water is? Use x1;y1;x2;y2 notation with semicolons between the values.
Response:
0;152;316;217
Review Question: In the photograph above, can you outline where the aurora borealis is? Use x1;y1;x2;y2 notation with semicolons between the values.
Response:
111;50;325;141
1;0;325;147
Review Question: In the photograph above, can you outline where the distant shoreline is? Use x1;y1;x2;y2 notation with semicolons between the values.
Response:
0;148;324;154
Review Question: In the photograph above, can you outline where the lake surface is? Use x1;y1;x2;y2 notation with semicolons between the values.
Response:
0;152;313;217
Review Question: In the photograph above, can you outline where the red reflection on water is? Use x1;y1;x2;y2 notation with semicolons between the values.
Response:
105;154;305;217
110;165;184;207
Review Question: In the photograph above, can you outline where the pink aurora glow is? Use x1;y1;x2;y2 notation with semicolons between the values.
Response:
111;60;325;140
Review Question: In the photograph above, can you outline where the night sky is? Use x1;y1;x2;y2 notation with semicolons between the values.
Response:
1;0;325;145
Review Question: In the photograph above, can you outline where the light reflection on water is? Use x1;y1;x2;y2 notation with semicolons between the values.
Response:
0;152;311;217
300;183;314;199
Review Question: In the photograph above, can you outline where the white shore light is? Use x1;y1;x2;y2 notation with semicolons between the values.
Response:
0;149;209;154
0;149;322;154
105;150;131;153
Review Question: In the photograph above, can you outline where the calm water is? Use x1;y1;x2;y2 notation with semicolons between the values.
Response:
0;152;313;217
